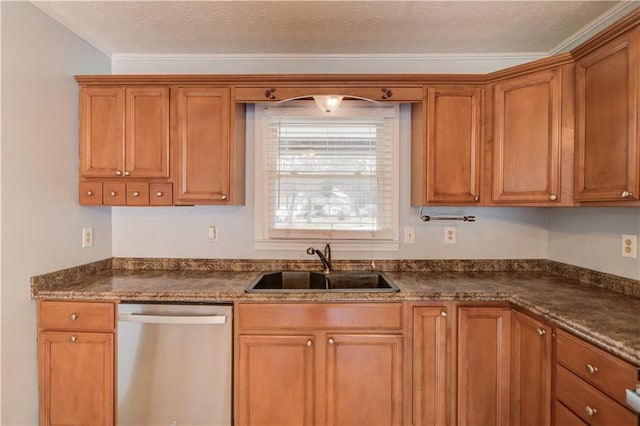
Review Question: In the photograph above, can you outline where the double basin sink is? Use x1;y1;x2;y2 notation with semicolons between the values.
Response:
246;271;399;293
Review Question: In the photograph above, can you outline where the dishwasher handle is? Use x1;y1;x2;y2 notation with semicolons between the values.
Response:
118;313;227;325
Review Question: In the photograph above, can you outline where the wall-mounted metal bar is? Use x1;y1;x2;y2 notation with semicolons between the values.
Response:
418;207;476;222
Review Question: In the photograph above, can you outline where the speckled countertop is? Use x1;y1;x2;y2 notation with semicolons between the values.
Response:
31;258;640;366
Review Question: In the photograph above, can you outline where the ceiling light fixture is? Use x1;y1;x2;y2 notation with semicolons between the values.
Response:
312;95;344;113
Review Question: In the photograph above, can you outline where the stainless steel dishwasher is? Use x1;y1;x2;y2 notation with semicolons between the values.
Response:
118;303;233;426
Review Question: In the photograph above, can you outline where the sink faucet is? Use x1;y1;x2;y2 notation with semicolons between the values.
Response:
306;243;332;274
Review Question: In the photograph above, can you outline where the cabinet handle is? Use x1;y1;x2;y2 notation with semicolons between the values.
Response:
621;190;633;198
536;328;546;336
85;190;93;196
221;194;228;200
549;194;558;201
585;406;597;416
328;338;335;345
473;195;479;202
124;171;130;176
115;170;122;176
69;313;78;321
110;191;116;197
156;191;163;197
586;363;598;375
69;335;77;343
306;340;313;347
132;191;140;197
440;311;448;317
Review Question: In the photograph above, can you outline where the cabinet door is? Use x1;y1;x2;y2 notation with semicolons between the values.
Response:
125;87;170;178
510;311;552;426
80;87;125;178
175;87;231;204
413;86;482;205
457;306;511;426
236;335;315;426
492;68;562;203
38;331;114;426
412;306;449;426
575;28;640;201
325;334;403;426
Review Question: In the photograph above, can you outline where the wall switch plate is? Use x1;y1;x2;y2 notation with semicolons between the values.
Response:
622;234;637;258
208;226;218;242
82;227;93;248
404;226;415;244
444;227;456;244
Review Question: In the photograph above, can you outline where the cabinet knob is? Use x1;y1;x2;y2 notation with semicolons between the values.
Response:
115;170;122;176
124;171;130;176
473;195;480;202
549;194;558;201
306;340;313;347
328;338;335;345
621;190;633;198
85;190;93;196
584;406;597;416
586;363;598;375
69;313;78;321
110;191;116;197
132;191;140;197
221;194;228;200
440;311;448;317
69;335;77;343
156;191;163;197
536;328;546;336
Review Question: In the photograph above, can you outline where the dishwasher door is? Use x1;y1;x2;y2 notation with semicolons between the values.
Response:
118;303;232;426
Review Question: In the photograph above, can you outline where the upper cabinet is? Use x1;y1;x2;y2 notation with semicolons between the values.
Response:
412;86;483;205
574;27;640;202
174;86;245;205
487;61;575;205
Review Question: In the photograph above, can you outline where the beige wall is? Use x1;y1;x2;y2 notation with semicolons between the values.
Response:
1;2;111;423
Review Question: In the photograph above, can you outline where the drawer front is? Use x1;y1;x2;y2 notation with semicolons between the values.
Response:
554;400;587;426
126;182;149;205
237;303;403;331
103;182;126;205
149;183;173;205
556;329;637;405
79;182;102;205
38;301;116;331
556;365;636;426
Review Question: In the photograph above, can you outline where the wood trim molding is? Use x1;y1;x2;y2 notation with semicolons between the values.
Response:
571;7;640;59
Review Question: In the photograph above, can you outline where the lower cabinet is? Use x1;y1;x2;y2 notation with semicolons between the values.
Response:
234;302;404;426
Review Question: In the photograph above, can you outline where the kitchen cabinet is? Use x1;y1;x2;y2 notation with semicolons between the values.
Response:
488;63;574;205
555;328;637;425
510;310;552;426
411;86;483;205
457;305;511;426
574;26;640;202
234;302;404;426
174;86;245;205
37;300;116;426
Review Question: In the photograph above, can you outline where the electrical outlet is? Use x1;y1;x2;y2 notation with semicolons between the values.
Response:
82;227;93;248
622;234;637;258
404;226;415;244
208;226;218;242
444;227;456;244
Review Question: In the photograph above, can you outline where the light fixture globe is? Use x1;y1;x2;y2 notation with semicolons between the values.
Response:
313;95;344;113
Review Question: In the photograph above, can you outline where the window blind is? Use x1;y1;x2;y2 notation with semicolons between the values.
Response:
261;102;398;240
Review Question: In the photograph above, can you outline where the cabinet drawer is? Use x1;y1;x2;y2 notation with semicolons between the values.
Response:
79;182;102;205
556;329;637;405
103;182;126;205
554;400;587;426
126;181;149;205
150;183;173;205
38;301;116;331
556;365;636;426
237;303;403;331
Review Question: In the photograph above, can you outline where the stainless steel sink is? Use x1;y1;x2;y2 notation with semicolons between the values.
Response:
245;271;400;293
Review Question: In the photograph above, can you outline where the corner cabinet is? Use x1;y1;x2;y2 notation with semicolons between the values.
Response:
234;302;404;426
174;86;245;205
37;300;116;426
411;86;483;205
575;27;640;202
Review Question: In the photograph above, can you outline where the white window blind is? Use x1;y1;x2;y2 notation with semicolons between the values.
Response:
256;101;399;241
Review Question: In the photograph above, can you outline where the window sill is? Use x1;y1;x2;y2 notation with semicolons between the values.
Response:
254;240;400;252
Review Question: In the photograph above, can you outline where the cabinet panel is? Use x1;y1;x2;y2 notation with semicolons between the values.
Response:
325;334;403;426
235;335;315;426
175;87;232;204
575;28;640;201
457;306;511;426
492;68;562;203
38;331;114;426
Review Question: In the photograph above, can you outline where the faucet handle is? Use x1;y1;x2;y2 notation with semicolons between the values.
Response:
323;243;331;263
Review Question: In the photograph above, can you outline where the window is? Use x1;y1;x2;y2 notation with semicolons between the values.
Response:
254;101;399;244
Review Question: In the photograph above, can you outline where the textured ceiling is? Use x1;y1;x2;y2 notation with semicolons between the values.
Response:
33;1;638;56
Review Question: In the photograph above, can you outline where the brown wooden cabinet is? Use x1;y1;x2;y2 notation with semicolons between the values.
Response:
489;64;574;205
174;86;245;205
457;305;511;426
235;302;403;426
412;86;483;205
37;300;116;426
575;27;640;202
510;310;552;426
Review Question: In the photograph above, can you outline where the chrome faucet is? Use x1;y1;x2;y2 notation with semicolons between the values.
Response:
306;243;332;274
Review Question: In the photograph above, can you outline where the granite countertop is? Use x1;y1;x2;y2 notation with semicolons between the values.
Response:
31;258;640;366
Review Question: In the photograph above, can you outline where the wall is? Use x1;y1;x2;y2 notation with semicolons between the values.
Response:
0;3;111;424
